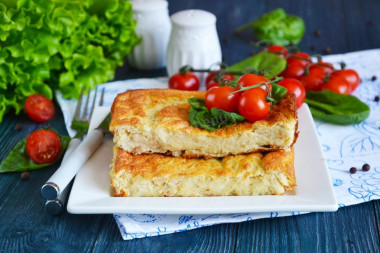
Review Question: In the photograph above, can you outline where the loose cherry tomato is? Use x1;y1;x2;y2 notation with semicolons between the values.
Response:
278;78;306;108
267;45;289;56
330;69;360;92
299;68;326;91
237;73;271;92
309;61;334;75
169;72;200;91
205;73;234;85
238;88;270;122
26;129;61;164
25;94;55;123
280;62;306;79
205;86;240;113
323;75;351;94
287;52;312;67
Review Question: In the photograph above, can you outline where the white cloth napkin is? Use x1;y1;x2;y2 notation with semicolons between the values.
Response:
56;49;380;240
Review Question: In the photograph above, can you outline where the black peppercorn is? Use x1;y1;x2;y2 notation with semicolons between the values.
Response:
314;29;321;36
371;75;377;81
375;96;380;102
324;47;331;54
349;167;357;174
14;123;23;131
21;172;30;180
362;164;370;172
310;45;316;51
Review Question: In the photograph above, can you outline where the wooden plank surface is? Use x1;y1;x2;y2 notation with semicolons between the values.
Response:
0;0;380;252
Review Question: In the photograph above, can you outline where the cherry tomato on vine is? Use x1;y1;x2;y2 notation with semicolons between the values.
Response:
287;52;312;67
26;129;61;164
278;78;306;108
267;45;289;57
309;61;334;75
330;69;360;92
237;73;271;92
205;73;234;85
25;94;55;123
238;88;270;122
280;62;306;79
169;72;200;91
205;86;240;113
299;68;326;91
323;75;351;94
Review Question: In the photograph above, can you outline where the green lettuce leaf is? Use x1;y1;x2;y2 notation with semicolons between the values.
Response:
0;0;140;122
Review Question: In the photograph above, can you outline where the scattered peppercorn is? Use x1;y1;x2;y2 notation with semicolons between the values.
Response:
362;164;370;172
21;172;30;180
375;96;380;102
314;29;321;36
367;20;374;26
371;75;377;81
349;167;357;174
249;51;256;56
222;37;229;44
14;123;23;131
310;45;316;51
323;47;331;54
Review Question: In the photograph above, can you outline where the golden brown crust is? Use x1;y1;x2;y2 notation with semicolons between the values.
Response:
110;89;297;137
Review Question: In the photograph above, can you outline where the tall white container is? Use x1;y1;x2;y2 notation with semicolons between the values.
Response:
127;0;171;70
166;10;222;89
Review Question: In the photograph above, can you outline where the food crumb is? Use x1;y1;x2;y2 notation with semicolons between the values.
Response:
323;47;331;54
314;29;321;36
249;51;256;56
222;37;229;44
14;123;23;131
367;19;374;26
375;96;380;102
362;164;370;172
21;172;30;180
349;167;357;174
310;45;316;51
371;75;377;81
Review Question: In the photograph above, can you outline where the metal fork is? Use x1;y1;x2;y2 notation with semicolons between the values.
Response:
41;87;106;215
71;87;105;138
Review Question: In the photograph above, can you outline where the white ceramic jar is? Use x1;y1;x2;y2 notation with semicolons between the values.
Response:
166;10;222;89
127;0;171;70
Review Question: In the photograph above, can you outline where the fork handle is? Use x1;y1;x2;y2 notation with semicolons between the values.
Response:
41;129;104;200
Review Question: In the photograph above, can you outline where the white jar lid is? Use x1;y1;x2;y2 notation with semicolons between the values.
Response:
130;0;168;12
171;9;216;27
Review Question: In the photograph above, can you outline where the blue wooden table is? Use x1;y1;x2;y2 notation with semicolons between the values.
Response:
1;0;380;252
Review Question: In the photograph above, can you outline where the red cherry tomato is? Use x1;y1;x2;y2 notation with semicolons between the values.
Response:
205;86;240;113
237;73;271;92
238;88;270;122
278;78;306;109
26;129;61;164
267;45;289;56
299;69;326;91
205;73;234;85
309;61;334;75
169;72;200;91
280;62;306;79
287;52;312;67
25;94;55;123
323;76;351;94
330;69;360;92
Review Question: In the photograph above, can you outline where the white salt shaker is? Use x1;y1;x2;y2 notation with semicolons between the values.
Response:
127;0;171;70
166;10;222;89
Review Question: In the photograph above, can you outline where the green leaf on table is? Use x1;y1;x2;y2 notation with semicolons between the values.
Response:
227;52;287;79
305;90;370;125
0;133;70;173
188;98;246;131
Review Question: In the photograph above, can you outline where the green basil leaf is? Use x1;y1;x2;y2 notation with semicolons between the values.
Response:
252;8;305;45
188;98;246;130
305;90;370;125
188;97;207;109
0;133;70;173
271;84;287;104
227;52;287;79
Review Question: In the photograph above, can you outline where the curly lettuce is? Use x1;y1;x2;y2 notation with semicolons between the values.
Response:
0;0;140;121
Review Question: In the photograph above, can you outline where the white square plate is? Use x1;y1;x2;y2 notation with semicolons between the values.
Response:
67;104;338;214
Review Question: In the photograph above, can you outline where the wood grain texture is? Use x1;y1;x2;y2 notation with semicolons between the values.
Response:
0;0;380;252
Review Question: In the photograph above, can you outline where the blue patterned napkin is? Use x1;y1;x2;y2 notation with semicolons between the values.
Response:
56;49;380;240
